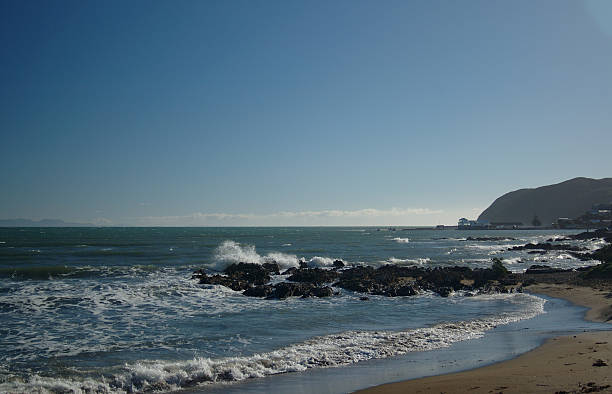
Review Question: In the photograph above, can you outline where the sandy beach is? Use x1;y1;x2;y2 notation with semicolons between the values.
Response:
356;284;612;394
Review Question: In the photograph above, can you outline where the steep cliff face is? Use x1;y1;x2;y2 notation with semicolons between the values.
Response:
477;177;612;226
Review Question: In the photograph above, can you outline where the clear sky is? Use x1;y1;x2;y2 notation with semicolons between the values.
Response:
1;0;611;226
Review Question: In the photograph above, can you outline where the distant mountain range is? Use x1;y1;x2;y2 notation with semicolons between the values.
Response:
478;177;612;226
0;218;94;227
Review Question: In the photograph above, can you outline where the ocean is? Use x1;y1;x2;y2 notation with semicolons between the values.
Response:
0;227;608;393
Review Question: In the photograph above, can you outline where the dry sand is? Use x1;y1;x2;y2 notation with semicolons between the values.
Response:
355;284;612;394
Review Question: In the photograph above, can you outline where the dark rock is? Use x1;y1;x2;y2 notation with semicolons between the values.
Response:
437;287;452;297
310;286;334;298
509;243;586;252
224;263;270;285
281;267;298;275
381;284;418;297
527;250;548;255
299;260;308;269
525;265;566;274
335;278;379;293
267;282;310;299
271;282;332;299
198;274;250;291
568;229;612;240
591;244;612;264
581;260;612;280
373;265;422;285
464;236;515;241
499;276;520;286
333;259;345;268
243;285;275;298
287;268;339;285
421;267;465;290
262;262;280;275
339;266;376;280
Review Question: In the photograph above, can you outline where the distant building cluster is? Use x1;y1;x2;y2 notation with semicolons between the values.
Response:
556;203;612;229
457;202;612;230
457;218;524;230
457;218;489;229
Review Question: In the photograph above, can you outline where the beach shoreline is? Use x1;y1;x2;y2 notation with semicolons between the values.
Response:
355;284;612;394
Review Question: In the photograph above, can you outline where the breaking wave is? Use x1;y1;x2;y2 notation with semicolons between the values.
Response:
391;237;410;244
210;240;341;271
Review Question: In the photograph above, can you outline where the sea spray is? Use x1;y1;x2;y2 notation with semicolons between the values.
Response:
211;240;341;271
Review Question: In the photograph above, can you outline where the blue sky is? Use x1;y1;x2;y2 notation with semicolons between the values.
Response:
1;0;611;226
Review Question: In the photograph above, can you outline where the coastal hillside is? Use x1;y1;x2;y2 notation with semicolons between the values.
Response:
477;177;612;226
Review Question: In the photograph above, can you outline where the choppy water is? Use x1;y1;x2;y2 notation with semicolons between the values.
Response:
0;227;604;393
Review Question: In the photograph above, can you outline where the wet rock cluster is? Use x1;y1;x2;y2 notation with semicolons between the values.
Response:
192;259;520;300
192;262;277;292
192;263;336;299
464;236;515;241
509;243;586;252
554;228;612;242
191;228;612;300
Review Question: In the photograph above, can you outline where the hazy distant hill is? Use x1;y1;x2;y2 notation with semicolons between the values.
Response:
0;218;93;227
478;177;612;226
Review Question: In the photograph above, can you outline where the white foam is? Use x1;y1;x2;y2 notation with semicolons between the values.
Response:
387;257;431;266
2;293;545;393
0;267;278;364
391;237;410;244
307;256;335;267
210;240;342;270
503;257;524;265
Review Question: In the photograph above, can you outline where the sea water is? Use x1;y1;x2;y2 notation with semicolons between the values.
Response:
0;227;606;393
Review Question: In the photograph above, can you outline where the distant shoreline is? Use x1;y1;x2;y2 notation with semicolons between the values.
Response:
0;225;599;230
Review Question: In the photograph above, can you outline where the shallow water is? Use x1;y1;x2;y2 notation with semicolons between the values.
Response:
0;227;604;393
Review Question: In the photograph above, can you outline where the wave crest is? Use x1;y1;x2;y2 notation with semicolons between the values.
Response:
210;241;340;271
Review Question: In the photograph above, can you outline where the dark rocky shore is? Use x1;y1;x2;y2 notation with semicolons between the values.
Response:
192;229;612;300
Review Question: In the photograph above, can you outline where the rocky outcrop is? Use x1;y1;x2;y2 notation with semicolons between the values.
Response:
243;282;335;299
192;273;251;291
287;268;339;285
224;262;276;284
192;258;534;299
191;262;277;291
562;229;612;242
509;243;586;252
525;265;567;274
464;236;515;241
333;261;512;298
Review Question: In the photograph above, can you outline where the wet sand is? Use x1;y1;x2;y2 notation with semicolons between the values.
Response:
356;284;612;394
